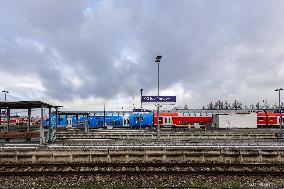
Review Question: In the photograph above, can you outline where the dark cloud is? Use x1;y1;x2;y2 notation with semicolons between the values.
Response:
1;0;284;108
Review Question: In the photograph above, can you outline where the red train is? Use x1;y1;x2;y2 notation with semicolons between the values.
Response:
257;112;284;128
0;117;37;125
154;112;213;128
154;111;283;128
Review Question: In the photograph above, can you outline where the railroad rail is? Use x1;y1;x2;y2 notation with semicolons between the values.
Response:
1;163;284;176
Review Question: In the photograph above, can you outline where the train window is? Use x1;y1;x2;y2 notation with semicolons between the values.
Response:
258;117;264;121
165;118;167;124
270;117;274;122
159;117;162;124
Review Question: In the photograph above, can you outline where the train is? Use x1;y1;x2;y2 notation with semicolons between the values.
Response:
0;116;38;125
44;110;284;129
44;111;214;129
257;112;284;128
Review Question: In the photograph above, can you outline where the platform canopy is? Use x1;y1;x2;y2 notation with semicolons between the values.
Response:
0;101;60;109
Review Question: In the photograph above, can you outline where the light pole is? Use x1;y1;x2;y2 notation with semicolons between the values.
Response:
155;56;162;142
1;90;9;129
103;102;106;127
140;89;143;109
275;88;283;130
2;90;9;101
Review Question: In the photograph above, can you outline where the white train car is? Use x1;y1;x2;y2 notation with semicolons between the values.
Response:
213;112;257;129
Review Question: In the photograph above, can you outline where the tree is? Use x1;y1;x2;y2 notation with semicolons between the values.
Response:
256;102;260;110
207;102;214;110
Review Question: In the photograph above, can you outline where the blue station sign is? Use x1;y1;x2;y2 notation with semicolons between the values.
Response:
141;96;176;103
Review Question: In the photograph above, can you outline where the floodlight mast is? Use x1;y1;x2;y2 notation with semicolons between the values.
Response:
140;89;143;108
2;90;9;102
155;56;162;142
275;88;283;130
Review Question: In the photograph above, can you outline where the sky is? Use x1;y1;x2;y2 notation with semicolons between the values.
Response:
1;0;284;111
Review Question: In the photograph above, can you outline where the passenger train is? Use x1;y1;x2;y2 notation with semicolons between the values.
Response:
257;112;284;128
44;111;213;129
24;109;284;129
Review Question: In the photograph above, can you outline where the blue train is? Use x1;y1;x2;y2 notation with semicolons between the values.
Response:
44;111;153;129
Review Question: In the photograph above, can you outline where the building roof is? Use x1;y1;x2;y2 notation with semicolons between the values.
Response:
0;101;58;109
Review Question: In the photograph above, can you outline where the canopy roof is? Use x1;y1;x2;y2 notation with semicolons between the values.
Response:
0;101;60;109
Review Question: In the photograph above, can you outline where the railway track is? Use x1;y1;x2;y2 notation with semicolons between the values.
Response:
1;163;284;176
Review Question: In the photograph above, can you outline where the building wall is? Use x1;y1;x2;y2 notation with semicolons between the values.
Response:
215;113;257;129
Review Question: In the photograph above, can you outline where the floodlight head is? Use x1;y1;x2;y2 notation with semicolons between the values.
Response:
155;56;162;62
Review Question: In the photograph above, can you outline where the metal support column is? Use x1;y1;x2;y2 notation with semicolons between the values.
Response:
155;56;162;142
103;103;106;127
139;113;142;131
7;108;10;132
27;108;31;142
40;105;44;145
48;107;51;143
140;89;143;109
157;106;160;142
85;114;88;132
76;114;78;129
55;107;58;140
66;115;68;127
27;108;31;133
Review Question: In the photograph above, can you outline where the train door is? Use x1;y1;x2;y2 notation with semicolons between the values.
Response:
278;115;284;127
67;117;73;128
163;116;172;127
123;116;130;127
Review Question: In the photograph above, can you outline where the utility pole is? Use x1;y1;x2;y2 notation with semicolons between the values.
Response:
2;90;9;130
275;88;283;130
103;102;106;127
140;89;143;109
155;56;162;142
2;90;9;101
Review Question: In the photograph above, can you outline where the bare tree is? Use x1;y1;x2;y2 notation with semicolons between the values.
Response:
207;102;214;110
256;102;260;110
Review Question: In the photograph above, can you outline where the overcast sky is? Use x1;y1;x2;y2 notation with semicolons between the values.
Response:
1;0;284;111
